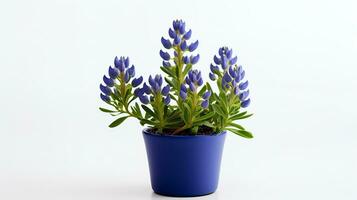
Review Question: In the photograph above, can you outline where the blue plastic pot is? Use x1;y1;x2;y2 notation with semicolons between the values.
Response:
142;129;227;197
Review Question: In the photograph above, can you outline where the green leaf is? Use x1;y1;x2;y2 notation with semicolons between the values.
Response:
141;105;157;119
109;116;129;128
231;111;247;118
183;64;192;76
160;66;175;77
202;121;215;128
139;118;157;125
212;104;226;117
228;123;245;130
230;112;253;120
99;107;117;113
164;77;175;88
198;85;207;96
226;128;253;138
194;112;214;123
183;103;191;124
135;103;142;118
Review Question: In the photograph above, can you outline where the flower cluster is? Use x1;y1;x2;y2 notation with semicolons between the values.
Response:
179;69;211;109
100;56;143;103
160;19;200;67
134;75;171;105
209;47;250;108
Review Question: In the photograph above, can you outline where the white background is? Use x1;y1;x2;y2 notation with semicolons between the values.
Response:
1;0;356;199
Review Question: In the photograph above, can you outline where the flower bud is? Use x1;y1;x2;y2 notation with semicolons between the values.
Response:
183;56;190;64
159;50;170;61
201;99;209;109
173;35;181;45
161;85;170;96
139;95;149;104
103;75;114;87
239;81;249;90
213;55;221;65
209;72;216;81
188;40;199;52
180;90;187;100
163;61;171;67
180;40;187;51
124;71;130;83
128;65;135;77
100;84;111;95
230;56;237;65
223;72;232;82
239;90;249;101
168;28;176;39
100;93;110;102
132;76;143;87
183;29;192;40
190;54;200;64
210;64;219;73
161;37;172;49
241;98;251;108
202;90;211;99
124;57;130;68
108;66;119;79
164;95;171;105
226;49;233;59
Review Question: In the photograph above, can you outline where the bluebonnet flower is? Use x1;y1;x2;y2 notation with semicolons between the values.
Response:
190;54;200;64
134;74;171;105
139;95;149;104
202;90;211;99
188;40;199;52
114;56;130;72
180;84;187;100
100;84;111;95
185;70;203;92
180;41;187;51
210;47;251;108
100;56;142;103
100;93;110;102
182;69;210;109
209;72;216;81
212;47;237;70
160;50;170;61
162;61;171;67
108;66;119;79
160;19;200;67
201;90;211;109
161;37;172;49
241;98;250;108
161;85;170;96
164;95;171;105
201;100;209;109
174;35;181;45
200;90;211;109
183;29;192;40
131;76;143;87
103;75;114;87
168;28;176;39
183;56;190;64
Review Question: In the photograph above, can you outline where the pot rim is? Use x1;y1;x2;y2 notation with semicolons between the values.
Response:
142;128;227;138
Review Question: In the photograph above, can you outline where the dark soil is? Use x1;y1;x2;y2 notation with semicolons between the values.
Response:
146;125;216;136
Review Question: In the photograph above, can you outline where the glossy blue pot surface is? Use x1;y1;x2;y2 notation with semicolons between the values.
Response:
142;129;227;197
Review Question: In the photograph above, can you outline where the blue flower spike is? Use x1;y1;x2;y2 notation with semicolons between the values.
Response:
209;47;251;108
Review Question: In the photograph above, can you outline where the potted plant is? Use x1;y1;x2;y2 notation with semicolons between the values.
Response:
99;19;253;197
